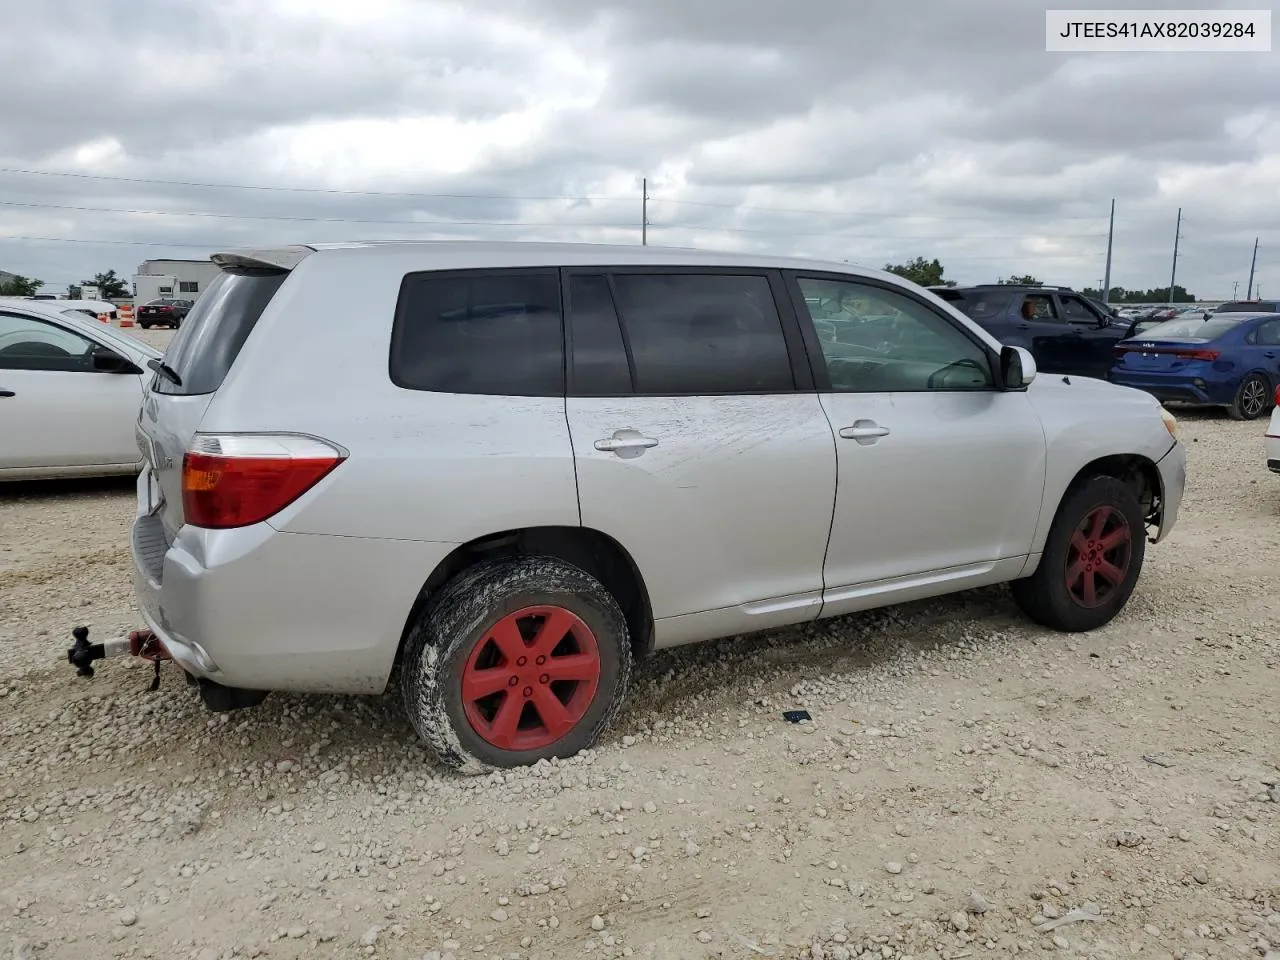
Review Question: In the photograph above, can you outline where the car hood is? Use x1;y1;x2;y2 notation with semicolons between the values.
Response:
1029;369;1164;409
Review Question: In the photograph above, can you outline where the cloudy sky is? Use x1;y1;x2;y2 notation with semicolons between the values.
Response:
1;0;1276;299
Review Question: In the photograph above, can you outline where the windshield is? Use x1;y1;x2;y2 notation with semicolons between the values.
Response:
1136;317;1241;340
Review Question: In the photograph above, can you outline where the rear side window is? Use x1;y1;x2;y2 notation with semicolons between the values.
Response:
567;274;632;395
933;289;1014;319
152;270;287;396
391;269;564;396
609;273;794;394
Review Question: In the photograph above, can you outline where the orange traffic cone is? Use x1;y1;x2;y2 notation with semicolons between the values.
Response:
97;313;109;324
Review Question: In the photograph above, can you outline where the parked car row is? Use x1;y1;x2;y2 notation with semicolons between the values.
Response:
931;285;1280;421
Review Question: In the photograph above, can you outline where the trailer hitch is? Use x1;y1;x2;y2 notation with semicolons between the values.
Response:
67;626;171;690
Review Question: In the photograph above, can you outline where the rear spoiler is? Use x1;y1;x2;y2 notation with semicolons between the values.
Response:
210;246;316;274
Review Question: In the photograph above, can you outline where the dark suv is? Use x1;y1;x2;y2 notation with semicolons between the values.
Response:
930;285;1129;380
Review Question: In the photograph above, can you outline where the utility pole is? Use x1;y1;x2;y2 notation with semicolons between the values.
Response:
1102;198;1115;304
1233;280;1240;300
1246;236;1259;299
1168;207;1182;305
641;177;648;246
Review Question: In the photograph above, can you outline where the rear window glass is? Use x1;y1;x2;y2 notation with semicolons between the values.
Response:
932;289;1013;318
152;270;287;396
390;269;564;396
1137;317;1241;340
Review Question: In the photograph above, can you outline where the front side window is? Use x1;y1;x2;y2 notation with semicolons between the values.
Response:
0;312;100;372
608;273;794;394
391;269;564;396
1058;295;1099;323
796;277;994;392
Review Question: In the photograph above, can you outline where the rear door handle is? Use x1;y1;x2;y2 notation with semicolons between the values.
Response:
594;429;659;456
0;389;14;398
839;421;890;444
1265;352;1276;359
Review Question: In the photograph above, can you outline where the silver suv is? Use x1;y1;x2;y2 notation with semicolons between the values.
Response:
129;242;1186;772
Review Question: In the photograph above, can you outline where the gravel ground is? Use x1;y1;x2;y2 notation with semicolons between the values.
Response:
3;328;1279;960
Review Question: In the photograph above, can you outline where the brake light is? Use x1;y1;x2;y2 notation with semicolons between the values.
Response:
181;434;346;529
1173;348;1219;361
1275;384;1280;406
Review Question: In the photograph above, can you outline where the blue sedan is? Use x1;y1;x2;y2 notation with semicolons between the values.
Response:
1109;312;1280;420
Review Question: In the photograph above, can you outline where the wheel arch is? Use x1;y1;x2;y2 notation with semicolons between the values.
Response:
1058;452;1163;542
394;525;654;670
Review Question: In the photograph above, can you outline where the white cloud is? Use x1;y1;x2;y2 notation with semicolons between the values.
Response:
0;0;1275;297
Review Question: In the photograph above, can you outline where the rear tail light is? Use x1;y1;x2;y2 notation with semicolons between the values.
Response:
1111;345;1219;361
1275;384;1280;406
182;434;346;529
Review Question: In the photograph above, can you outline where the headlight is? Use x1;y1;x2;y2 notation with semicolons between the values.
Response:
1160;406;1178;439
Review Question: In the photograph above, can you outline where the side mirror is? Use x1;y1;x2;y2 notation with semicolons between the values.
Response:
91;345;140;374
1001;345;1037;389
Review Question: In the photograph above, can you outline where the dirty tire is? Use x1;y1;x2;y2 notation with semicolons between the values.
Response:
1228;372;1270;421
401;556;631;774
1010;476;1146;632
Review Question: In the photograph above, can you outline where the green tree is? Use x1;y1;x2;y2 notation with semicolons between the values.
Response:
0;275;43;296
884;256;947;287
82;270;129;298
999;274;1042;286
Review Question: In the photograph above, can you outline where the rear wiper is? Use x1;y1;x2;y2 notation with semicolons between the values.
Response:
147;358;183;386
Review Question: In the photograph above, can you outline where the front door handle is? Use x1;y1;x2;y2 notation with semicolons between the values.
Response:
0;389;14;398
839;420;890;444
594;429;659;457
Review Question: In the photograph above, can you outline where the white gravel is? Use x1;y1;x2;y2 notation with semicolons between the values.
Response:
2;337;1278;960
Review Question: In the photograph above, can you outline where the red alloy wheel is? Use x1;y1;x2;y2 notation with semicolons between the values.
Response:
1064;505;1132;608
460;605;602;751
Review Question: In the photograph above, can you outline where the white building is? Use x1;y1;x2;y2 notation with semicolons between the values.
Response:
133;258;221;302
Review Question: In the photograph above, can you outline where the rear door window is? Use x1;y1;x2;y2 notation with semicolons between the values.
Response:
391;269;564;396
151;270;287;396
931;289;1014;320
608;272;794;394
566;274;633;395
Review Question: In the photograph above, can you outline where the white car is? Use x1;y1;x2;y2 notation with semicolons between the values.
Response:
1267;392;1280;474
0;297;161;481
59;299;124;321
88;242;1186;772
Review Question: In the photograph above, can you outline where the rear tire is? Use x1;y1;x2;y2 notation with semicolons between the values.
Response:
1228;372;1270;421
400;556;632;773
1010;476;1146;632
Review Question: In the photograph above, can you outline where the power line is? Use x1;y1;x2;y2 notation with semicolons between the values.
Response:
651;198;1108;221
0;199;635;230
0;234;1103;260
0;199;1107;242
2;164;1112;221
0;166;632;203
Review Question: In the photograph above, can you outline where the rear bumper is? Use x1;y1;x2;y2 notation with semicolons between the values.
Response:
1266;433;1280;473
131;511;459;696
1109;371;1230;406
1152;441;1186;542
